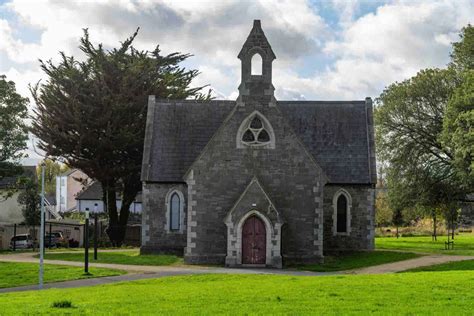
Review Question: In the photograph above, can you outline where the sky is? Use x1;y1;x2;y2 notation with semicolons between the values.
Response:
0;0;472;164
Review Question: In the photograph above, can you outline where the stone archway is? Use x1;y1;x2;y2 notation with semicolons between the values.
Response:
224;177;284;268
242;215;266;264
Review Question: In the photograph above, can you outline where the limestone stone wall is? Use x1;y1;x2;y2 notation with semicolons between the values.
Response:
322;184;375;251
140;182;187;255
184;103;326;266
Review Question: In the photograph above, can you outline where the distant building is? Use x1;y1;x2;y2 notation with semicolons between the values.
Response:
0;166;59;223
76;182;142;214
56;169;91;212
0;166;36;224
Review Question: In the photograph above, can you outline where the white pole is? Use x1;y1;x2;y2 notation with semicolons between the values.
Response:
39;163;45;289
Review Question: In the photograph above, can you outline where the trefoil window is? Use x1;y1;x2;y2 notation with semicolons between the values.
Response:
241;116;271;146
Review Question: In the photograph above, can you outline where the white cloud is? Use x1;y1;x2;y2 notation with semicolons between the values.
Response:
275;0;474;100
330;0;360;27
0;19;42;63
1;0;329;99
0;67;42;104
1;0;473;104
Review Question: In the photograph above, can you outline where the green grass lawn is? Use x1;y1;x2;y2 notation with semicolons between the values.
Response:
376;233;474;255
403;259;474;273
42;250;182;266
294;251;420;272
0;262;125;289
0;273;472;314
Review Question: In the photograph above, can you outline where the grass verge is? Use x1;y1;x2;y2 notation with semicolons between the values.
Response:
42;250;182;266
402;259;474;273
376;233;474;255
0;262;125;289
0;273;473;314
293;251;420;272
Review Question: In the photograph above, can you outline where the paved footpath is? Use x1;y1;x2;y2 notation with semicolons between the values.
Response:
0;251;472;293
349;254;474;274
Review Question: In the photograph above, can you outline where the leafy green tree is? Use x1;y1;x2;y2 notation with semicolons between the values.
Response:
375;189;392;227
36;159;69;195
17;177;40;227
0;75;29;200
376;68;462;213
442;70;474;189
392;208;403;238
376;25;474;232
31;29;209;245
450;24;474;71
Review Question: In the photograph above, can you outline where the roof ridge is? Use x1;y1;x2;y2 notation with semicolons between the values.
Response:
277;100;366;104
153;98;236;104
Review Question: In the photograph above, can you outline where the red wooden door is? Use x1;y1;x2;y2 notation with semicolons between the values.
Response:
242;216;266;264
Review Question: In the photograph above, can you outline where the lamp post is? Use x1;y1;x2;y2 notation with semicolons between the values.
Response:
39;161;45;289
84;211;90;274
94;205;98;260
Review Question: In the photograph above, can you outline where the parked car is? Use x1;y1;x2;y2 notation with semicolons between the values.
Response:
10;234;34;249
44;232;67;248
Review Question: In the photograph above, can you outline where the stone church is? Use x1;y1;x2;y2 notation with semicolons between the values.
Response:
140;20;376;268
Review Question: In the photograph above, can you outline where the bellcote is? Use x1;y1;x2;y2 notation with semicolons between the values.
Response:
237;20;276;107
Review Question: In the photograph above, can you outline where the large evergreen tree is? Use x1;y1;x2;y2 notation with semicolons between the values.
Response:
32;29;209;245
0;75;29;200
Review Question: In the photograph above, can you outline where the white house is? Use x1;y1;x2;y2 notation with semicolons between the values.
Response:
76;182;142;214
56;169;91;212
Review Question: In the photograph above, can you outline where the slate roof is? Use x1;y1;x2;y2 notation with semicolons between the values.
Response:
141;98;376;184
141;98;236;183
279;101;375;184
76;181;142;203
0;166;37;189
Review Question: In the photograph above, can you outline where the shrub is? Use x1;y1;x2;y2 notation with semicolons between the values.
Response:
51;300;73;308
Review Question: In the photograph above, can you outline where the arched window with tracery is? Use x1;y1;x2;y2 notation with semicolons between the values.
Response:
237;111;275;149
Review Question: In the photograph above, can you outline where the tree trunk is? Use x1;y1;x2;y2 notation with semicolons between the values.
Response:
101;176;140;247
451;211;455;240
101;181;121;247
432;211;437;241
396;225;399;239
116;176;141;246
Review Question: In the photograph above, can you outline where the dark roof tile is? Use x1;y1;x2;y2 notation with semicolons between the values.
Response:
142;98;376;184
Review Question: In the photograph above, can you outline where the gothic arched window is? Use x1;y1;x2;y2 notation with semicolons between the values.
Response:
170;192;180;231
333;189;352;235
336;195;347;233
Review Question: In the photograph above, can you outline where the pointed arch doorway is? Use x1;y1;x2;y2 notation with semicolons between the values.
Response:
242;215;266;264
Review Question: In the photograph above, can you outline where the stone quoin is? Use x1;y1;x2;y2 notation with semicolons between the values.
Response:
140;20;376;268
